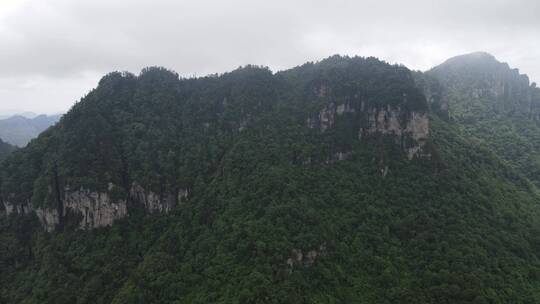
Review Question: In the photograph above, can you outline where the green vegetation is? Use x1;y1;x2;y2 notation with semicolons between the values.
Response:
1;54;540;303
0;138;16;163
428;52;540;188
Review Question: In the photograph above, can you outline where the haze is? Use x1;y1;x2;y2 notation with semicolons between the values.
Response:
1;0;539;114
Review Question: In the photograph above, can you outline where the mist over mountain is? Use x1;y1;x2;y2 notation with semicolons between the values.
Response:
427;52;540;187
0;114;62;147
0;112;39;120
1;53;540;303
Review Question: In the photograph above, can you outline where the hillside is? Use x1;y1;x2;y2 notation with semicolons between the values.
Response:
0;114;62;147
427;52;540;187
1;55;540;303
0;138;16;162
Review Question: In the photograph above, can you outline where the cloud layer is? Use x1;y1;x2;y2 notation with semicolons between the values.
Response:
1;0;539;113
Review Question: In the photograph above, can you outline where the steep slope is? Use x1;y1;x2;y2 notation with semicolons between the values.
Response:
1;55;540;303
428;51;540;119
0;114;62;147
427;52;540;187
1;58;429;232
0;138;16;162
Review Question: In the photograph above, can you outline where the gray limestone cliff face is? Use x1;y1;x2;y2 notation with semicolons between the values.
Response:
34;208;60;232
315;101;357;132
2;200;33;215
309;100;429;159
1;191;124;232
359;106;429;159
130;183;189;213
1;199;58;232
63;189;128;230
1;183;190;231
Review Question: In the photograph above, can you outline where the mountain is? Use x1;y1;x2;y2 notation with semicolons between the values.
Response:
0;59;431;232
0;114;62;147
1;55;540;303
428;51;540;119
0;111;38;120
0;138;16;162
427;52;540;187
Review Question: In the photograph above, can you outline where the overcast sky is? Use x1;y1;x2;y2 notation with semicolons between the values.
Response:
1;0;539;114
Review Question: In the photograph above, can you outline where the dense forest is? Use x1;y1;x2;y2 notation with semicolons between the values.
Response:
1;54;540;303
0;139;16;163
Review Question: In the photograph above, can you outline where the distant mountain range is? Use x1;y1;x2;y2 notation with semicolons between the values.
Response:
0;114;62;147
0;111;39;119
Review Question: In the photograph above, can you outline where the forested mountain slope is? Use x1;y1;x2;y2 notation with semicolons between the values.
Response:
1;54;540;303
0;139;16;163
428;52;540;188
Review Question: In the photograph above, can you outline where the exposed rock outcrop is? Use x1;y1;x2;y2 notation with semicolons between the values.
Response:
309;101;429;159
359;106;429;159
34;208;60;232
63;188;128;230
325;151;353;164
130;183;189;213
1;190;126;232
1;183;190;231
317;102;356;131
286;244;327;273
1;199;59;232
2;200;33;216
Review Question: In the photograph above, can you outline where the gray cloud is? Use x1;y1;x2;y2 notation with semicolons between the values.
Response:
1;0;539;113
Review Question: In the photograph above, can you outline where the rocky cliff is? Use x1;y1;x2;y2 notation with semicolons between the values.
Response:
308;88;429;159
1;183;189;231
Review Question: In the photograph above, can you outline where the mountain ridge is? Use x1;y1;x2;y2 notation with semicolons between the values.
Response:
428;51;540;118
426;52;540;188
2;53;540;303
1;56;432;231
0;113;62;147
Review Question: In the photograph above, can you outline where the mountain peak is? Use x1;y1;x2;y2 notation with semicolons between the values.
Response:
433;52;506;72
448;51;496;61
430;51;531;86
427;52;539;119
